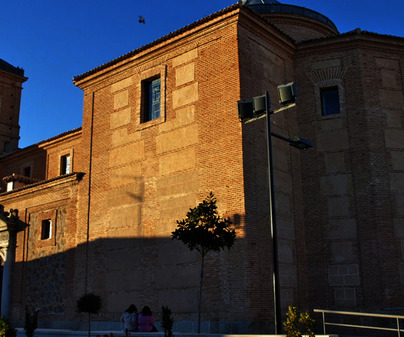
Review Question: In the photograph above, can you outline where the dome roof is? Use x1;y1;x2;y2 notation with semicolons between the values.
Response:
239;0;339;40
242;0;280;4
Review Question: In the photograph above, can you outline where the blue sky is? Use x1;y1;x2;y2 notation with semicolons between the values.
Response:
1;0;403;148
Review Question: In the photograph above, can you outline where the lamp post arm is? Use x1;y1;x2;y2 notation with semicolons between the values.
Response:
271;131;293;143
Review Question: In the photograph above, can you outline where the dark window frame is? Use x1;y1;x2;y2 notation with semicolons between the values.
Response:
41;219;52;240
60;154;71;175
320;86;340;116
142;76;161;123
23;166;32;177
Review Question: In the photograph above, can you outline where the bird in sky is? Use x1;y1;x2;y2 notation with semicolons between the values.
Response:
139;15;146;24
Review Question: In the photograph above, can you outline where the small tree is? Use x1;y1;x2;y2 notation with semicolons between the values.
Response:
161;306;174;337
0;317;17;337
76;293;102;337
283;306;315;337
172;192;236;333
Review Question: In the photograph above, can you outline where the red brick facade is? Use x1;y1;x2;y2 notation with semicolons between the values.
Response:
0;2;403;334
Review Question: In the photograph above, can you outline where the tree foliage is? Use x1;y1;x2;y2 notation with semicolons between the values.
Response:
172;192;236;257
0;317;17;337
283;306;315;337
76;293;102;337
76;293;102;314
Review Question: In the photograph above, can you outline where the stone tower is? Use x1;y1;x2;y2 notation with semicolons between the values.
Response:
0;59;27;155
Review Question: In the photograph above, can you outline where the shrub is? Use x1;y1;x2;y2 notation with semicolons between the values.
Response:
0;317;17;337
161;306;174;337
284;305;315;337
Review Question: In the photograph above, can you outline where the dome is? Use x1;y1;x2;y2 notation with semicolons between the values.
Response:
242;0;280;4
240;0;339;41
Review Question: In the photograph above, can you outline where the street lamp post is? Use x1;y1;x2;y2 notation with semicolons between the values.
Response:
264;92;282;335
237;84;313;334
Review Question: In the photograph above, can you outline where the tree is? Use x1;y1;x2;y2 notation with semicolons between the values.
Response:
0;317;17;337
161;306;174;337
172;192;236;333
283;306;315;337
76;293;102;337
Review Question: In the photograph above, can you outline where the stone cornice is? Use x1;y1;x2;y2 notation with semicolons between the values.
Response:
296;29;404;55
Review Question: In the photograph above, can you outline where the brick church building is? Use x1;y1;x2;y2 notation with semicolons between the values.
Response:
0;0;403;333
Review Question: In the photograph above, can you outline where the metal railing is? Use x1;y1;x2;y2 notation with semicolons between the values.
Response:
314;309;404;337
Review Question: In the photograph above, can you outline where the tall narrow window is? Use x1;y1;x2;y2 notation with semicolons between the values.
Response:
321;86;340;115
60;155;71;175
143;77;161;122
41;219;52;240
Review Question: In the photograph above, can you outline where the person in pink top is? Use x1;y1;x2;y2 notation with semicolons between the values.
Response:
138;306;156;332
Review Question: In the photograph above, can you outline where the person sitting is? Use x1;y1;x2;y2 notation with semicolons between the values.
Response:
120;304;138;335
138;306;156;332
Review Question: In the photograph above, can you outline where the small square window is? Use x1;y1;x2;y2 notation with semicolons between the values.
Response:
3;141;12;153
321;86;340;115
23;166;31;177
6;181;14;192
41;219;52;240
60;155;71;175
142;77;161;122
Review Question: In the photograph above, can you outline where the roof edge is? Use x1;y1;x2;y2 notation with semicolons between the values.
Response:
0;59;26;77
1;127;82;159
0;172;85;197
296;27;404;46
73;4;239;83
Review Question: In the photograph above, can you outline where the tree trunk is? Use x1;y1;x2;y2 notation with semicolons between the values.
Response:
88;313;91;337
198;252;205;333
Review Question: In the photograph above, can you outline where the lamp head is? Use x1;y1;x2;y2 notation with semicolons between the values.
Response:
237;99;254;120
278;82;297;106
253;94;269;115
289;136;313;150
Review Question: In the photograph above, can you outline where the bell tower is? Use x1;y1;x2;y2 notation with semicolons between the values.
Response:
0;59;27;155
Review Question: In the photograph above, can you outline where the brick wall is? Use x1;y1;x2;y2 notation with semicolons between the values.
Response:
295;32;404;311
73;8;256;329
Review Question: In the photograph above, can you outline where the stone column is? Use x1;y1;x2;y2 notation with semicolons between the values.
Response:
1;231;16;318
0;208;27;318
